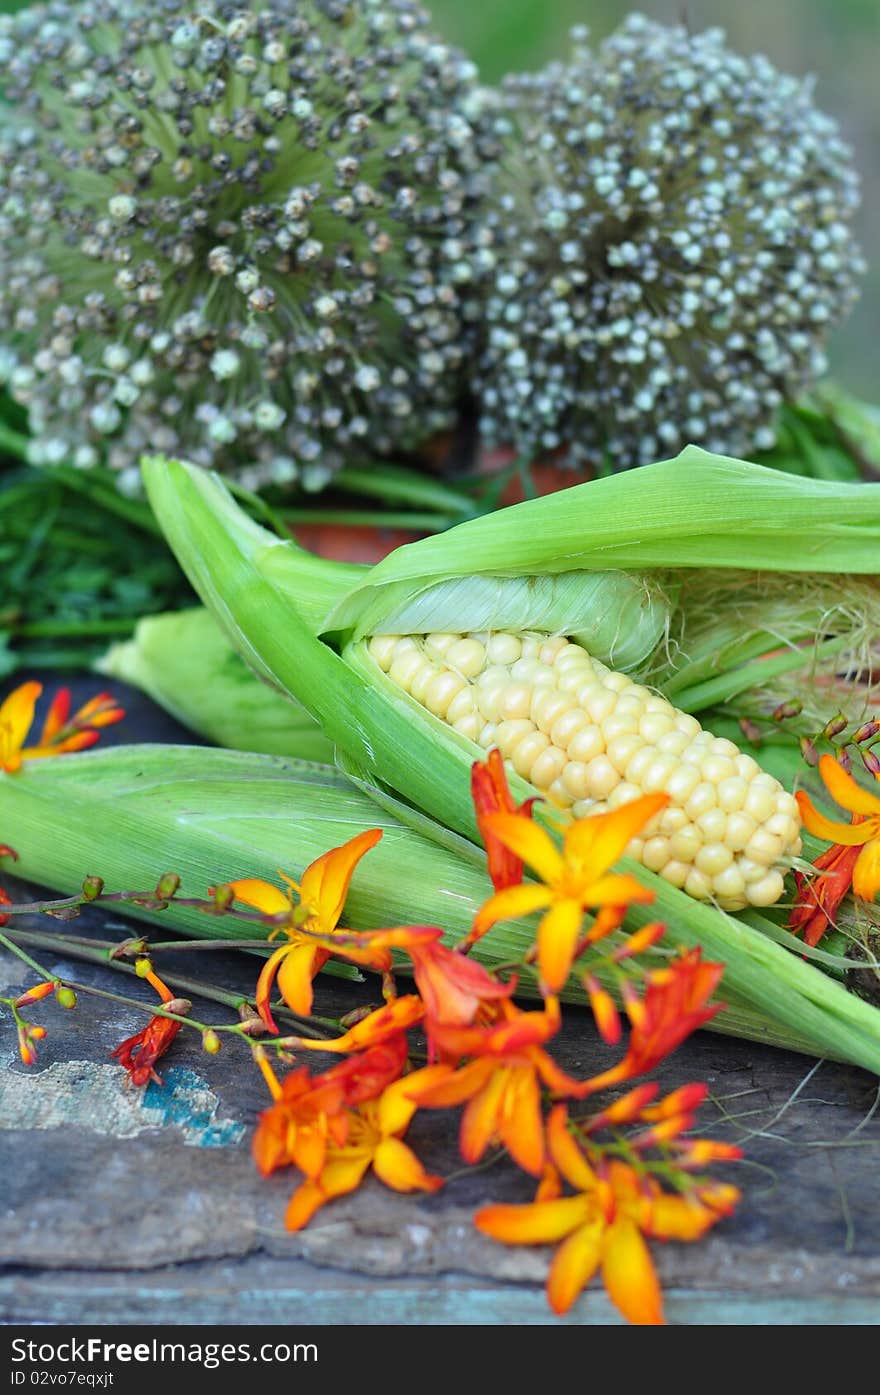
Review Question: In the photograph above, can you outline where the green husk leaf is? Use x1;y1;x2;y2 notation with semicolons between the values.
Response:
1;743;876;1065
320;445;880;638
309;565;671;671
96;606;334;763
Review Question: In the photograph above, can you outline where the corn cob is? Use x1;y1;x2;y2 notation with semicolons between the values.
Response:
368;630;801;911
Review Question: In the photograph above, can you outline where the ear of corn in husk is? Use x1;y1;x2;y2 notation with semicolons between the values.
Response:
4;743;880;1072
96;606;334;764
141;450;880;895
132;450;880;1071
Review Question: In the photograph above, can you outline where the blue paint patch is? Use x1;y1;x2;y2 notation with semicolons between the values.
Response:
143;1066;246;1148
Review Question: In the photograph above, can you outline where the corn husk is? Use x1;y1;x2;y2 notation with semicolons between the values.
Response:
3;743;880;1068
133;451;880;1073
97;606;334;763
141;449;880;845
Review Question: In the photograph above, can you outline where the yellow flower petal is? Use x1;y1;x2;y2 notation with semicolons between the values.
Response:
474;1195;591;1245
378;1065;451;1135
499;1064;545;1177
472;881;554;935
564;793;668;883
228;878;292;916
319;1152;373;1200
0;681;41;771
482;813;565;886
255;942;296;1032
284;1180;327;1232
794;792;873;846
460;1066;509;1164
537;898;584;992
853;838;880;901
601;1216;664;1325
373;1137;442;1193
546;1106;599;1193
276;940;322;1017
818;752;880;819
547;1220;604;1316
582;872;656;906
299;828;383;932
643;1193;718;1243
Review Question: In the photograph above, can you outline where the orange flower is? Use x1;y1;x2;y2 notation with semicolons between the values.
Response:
228;829;384;1028
789;840;862;947
469;794;665;993
405;997;583;1176
278;994;426;1055
471;748;537;891
283;1072;445;1232
110;968;189;1087
0;682;124;773
406;938;515;1036
253;1064;351;1179
795;753;880;903
474;1105;739;1322
253;1034;410;1181
0;843;15;926
16;1020;47;1066
584;949;723;1092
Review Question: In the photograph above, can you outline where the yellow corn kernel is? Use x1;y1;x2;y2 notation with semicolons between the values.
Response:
369;630;802;911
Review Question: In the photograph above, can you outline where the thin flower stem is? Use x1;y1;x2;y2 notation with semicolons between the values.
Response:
60;978;208;1032
0;889;276;927
3;927;334;1038
127;937;279;953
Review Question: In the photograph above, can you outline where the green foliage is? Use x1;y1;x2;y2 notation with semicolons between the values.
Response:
0;451;193;675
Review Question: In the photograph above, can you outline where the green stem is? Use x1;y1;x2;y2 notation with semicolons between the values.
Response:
5;927;332;1038
0;420;29;460
334;463;477;517
16;617;139;639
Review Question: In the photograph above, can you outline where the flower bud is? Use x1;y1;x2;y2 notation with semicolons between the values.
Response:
799;736;819;767
822;713;849;741
154;872;181;901
81;875;104;901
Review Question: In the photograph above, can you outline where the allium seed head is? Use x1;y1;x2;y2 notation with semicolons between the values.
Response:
475;15;865;470
0;0;496;489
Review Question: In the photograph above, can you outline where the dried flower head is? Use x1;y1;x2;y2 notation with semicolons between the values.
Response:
475;14;865;471
0;0;495;492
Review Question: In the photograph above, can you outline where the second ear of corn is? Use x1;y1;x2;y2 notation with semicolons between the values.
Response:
367;630;801;911
5;743;880;1073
